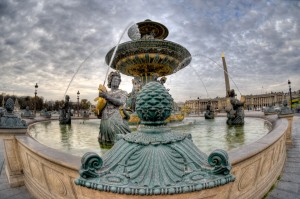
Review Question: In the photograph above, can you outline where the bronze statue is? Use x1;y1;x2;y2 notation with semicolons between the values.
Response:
40;108;52;118
126;77;142;112
205;100;215;119
21;106;34;119
98;71;131;147
59;95;71;124
279;99;294;115
226;89;244;125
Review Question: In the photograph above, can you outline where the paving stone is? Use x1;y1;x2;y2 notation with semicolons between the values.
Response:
287;153;300;158
284;166;300;174
286;158;300;163
266;196;280;199
268;189;300;199
268;116;300;198
285;161;300;168
276;181;299;193
0;182;11;191
6;187;35;199
0;188;24;199
266;195;279;199
281;171;300;183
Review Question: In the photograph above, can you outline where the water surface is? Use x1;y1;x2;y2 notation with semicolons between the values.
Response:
28;117;271;156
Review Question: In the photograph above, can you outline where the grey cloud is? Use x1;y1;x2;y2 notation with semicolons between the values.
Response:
0;0;299;102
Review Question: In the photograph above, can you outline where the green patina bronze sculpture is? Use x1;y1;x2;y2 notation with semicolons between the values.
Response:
126;77;142;112
0;98;27;128
279;99;294;115
59;95;71;124
75;81;235;195
98;71;131;147
40;108;52;118
204;100;215;119
21;106;34;119
264;104;277;115
226;89;245;125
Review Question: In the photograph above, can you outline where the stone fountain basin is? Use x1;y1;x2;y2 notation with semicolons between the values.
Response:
14;113;288;199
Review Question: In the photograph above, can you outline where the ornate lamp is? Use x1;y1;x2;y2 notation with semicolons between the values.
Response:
77;90;80;117
34;83;38;115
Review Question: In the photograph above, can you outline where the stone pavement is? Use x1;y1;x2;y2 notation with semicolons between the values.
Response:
0;139;34;199
267;114;300;199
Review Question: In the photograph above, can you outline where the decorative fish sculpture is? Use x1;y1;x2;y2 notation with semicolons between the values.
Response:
94;84;107;117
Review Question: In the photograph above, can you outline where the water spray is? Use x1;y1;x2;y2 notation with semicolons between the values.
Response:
63;21;136;98
176;53;243;97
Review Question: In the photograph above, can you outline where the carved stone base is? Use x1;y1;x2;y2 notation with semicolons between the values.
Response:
278;114;294;144
5;166;24;187
0;128;27;188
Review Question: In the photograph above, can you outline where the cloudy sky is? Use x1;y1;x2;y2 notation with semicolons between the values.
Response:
1;0;299;103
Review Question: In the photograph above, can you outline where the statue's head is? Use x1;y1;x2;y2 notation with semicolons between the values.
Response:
152;73;159;81
108;71;121;88
65;95;70;101
228;89;236;97
160;76;167;85
132;77;141;92
282;99;288;107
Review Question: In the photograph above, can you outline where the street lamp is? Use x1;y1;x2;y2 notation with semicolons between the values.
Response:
288;80;292;109
1;92;5;108
34;83;38;115
77;91;80;117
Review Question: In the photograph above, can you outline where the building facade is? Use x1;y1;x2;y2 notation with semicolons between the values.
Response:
184;90;300;114
185;97;227;115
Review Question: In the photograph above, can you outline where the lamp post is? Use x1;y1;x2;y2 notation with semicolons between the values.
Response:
34;83;38;115
1;93;5;108
288;80;292;109
77;91;80;117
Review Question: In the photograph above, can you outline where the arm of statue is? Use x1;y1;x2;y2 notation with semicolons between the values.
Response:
99;91;126;107
231;98;244;106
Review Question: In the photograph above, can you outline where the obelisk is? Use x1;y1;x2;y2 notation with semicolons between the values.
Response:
222;52;230;97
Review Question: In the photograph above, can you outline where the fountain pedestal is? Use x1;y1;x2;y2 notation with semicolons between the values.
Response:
278;99;294;144
278;114;294;144
1;130;27;187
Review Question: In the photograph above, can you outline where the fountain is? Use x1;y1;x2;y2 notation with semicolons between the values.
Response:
105;19;191;124
73;19;237;195
27;20;271;157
